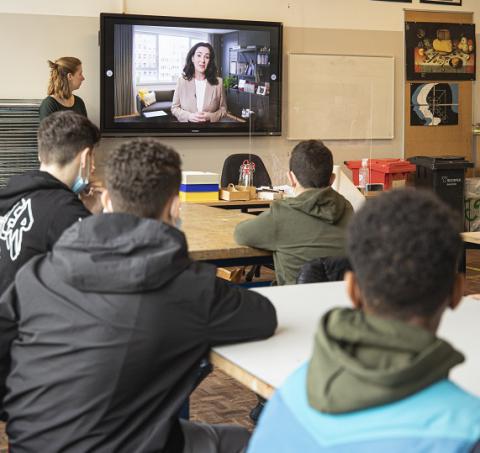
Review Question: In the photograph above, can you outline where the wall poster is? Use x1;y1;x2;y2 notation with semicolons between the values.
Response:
410;82;459;126
405;21;475;80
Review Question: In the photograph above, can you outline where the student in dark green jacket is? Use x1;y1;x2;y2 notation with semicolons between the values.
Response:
234;140;353;285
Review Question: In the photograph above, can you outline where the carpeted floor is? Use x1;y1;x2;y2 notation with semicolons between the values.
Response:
2;250;480;449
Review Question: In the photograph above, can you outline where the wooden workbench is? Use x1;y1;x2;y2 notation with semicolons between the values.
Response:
462;231;480;246
204;199;272;213
181;203;271;265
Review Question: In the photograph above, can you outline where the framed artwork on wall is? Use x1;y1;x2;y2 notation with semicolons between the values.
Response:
420;0;462;5
405;21;475;80
410;82;459;126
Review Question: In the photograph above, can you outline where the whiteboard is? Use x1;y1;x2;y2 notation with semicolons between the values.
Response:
287;53;394;140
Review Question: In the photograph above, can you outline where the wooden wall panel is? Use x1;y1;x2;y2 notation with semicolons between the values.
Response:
404;10;473;24
405;81;472;158
404;10;473;160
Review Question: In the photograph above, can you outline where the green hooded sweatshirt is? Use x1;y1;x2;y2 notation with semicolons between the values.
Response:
307;308;464;414
234;187;353;285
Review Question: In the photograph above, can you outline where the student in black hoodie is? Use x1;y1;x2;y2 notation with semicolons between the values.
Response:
0;138;277;452
0;111;100;296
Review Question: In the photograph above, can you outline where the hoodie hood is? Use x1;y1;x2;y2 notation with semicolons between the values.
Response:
51;213;191;293
307;308;464;414
0;170;70;212
286;187;347;224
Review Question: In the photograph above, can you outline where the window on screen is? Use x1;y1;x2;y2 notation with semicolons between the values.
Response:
134;26;208;85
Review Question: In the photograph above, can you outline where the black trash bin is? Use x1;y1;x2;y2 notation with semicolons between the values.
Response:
408;156;473;226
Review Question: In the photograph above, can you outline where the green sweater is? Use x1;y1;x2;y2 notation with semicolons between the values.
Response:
307;308;464;413
234;187;353;285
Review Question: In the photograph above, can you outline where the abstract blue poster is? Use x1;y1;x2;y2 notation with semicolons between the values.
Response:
410;82;459;126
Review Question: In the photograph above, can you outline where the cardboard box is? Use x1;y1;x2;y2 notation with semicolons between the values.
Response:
220;186;250;201
235;185;257;198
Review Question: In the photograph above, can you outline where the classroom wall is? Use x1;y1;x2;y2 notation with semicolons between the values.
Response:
125;0;479;32
3;0;477;28
1;0;479;182
0;0;122;17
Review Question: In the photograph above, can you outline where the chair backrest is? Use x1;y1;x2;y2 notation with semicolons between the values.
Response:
155;90;175;102
221;154;272;188
296;256;351;284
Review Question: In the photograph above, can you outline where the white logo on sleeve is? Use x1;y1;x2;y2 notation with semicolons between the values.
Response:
0;198;34;261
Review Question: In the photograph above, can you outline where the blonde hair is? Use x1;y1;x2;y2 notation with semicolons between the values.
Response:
47;57;82;99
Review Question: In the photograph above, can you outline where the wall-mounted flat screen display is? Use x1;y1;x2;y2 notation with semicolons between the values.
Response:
100;13;283;136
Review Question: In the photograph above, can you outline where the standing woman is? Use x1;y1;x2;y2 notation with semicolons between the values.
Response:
39;57;87;121
171;42;227;123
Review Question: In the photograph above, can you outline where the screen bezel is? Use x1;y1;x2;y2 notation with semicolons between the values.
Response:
100;13;283;137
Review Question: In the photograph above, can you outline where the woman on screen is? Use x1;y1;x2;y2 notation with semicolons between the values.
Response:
171;42;227;123
39;57;87;121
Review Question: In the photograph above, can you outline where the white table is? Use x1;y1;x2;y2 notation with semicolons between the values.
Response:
210;281;480;399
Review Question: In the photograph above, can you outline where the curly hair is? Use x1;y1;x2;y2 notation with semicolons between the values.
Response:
182;42;219;86
347;188;462;319
289;140;333;188
105;139;182;219
47;56;82;99
37;111;100;166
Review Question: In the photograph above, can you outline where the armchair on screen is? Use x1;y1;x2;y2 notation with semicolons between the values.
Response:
136;89;174;117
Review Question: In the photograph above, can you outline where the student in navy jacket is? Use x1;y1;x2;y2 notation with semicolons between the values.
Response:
248;189;480;453
0;138;277;453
